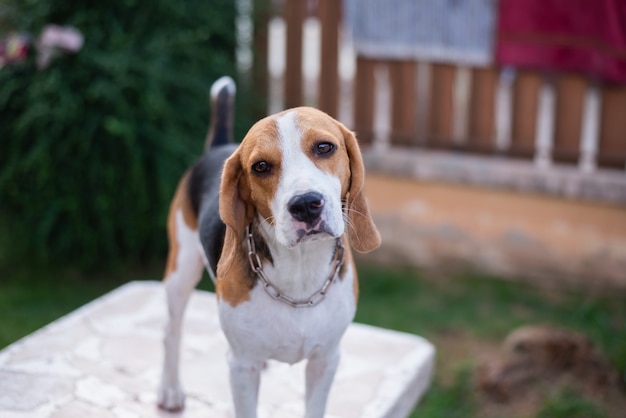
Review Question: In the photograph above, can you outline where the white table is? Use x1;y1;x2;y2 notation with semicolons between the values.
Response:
0;281;434;417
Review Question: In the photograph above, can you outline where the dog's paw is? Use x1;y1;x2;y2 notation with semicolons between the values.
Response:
157;383;186;412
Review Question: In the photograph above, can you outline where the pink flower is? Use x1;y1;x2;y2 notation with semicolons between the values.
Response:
37;25;84;69
0;33;30;68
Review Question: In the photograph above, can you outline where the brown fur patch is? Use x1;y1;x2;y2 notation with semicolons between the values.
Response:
339;236;359;304
164;171;198;279
216;230;257;306
217;117;282;306
238;117;282;225
215;224;274;306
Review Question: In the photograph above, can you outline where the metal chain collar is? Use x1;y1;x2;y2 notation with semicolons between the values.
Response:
245;225;345;308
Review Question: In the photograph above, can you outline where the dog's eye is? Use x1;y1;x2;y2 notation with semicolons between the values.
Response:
315;142;335;156
252;161;270;174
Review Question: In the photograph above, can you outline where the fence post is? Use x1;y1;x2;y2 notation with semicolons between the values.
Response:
468;67;498;152
495;68;515;152
534;77;556;169
318;0;340;117
453;66;471;147
511;70;541;157
251;0;270;119
389;61;417;147
579;84;601;173
353;57;376;145
284;0;306;109
427;63;455;147
598;85;626;169
554;74;586;163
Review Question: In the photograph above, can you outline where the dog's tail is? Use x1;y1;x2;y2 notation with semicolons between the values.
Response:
204;76;236;151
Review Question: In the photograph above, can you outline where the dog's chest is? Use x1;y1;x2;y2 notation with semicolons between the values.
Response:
218;263;356;364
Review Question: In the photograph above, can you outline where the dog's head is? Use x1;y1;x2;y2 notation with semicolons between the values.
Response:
219;107;380;262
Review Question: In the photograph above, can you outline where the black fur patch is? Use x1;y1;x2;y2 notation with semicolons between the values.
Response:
251;222;274;267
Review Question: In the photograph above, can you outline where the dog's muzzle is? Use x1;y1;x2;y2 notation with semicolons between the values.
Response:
288;192;325;227
278;189;343;247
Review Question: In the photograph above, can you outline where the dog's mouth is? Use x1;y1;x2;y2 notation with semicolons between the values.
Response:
294;220;336;244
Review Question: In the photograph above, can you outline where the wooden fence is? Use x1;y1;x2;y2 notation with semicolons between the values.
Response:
250;0;626;173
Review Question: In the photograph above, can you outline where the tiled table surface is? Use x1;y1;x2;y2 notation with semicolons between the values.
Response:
0;281;434;418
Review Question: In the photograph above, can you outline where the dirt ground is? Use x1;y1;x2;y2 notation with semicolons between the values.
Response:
364;173;626;290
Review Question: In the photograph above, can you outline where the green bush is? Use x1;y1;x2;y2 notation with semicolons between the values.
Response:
0;0;250;269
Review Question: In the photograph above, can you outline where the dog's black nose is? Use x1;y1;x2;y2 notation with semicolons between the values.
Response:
288;192;325;225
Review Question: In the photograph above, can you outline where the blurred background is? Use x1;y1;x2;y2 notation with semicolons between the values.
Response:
1;0;625;417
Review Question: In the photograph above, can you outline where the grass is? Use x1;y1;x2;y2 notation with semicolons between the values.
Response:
0;261;624;417
536;387;608;418
0;262;156;348
354;264;626;418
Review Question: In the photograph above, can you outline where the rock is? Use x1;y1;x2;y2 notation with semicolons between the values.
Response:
475;325;621;403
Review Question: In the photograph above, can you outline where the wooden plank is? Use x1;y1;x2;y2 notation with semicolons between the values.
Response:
452;66;471;146
284;0;306;109
389;61;417;147
468;67;498;152
494;68;515;152
598;84;626;168
578;84;601;173
353;56;376;145
251;0;270;119
427;63;455;147
317;0;340;117
534;78;556;168
553;74;586;164
511;70;541;158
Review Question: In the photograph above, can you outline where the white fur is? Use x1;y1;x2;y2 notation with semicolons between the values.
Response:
211;75;236;98
158;210;204;411
271;111;345;248
219;241;355;418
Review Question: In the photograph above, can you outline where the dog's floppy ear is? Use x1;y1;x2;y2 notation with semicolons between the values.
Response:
218;149;254;275
339;123;381;253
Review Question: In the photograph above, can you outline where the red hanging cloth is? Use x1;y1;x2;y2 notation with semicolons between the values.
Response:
496;0;626;83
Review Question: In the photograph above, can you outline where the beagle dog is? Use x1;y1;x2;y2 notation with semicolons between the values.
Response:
157;76;380;418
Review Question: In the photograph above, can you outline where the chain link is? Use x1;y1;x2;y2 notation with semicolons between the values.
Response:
246;225;344;308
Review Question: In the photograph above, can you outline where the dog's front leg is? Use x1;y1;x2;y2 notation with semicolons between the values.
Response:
228;354;262;418
305;347;340;418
